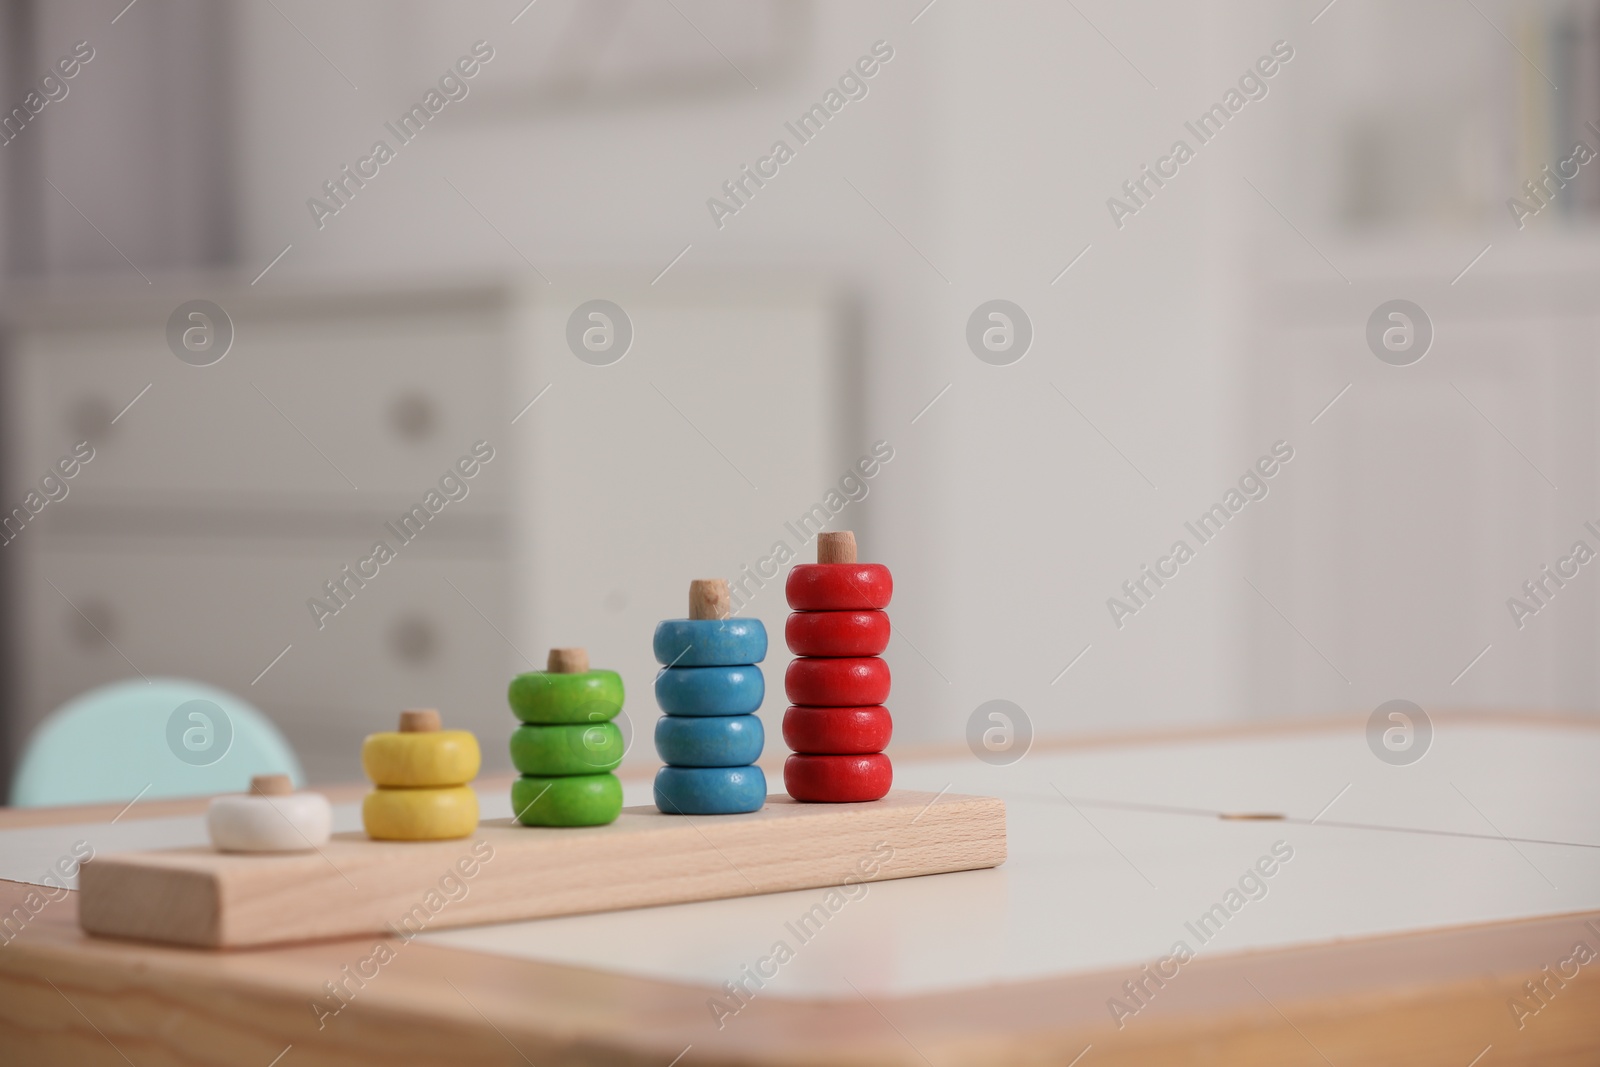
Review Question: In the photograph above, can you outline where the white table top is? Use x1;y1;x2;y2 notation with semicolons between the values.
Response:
6;721;1597;999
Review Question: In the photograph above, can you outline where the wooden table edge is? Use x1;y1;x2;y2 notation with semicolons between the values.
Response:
4;713;1596;1063
1;876;1595;1065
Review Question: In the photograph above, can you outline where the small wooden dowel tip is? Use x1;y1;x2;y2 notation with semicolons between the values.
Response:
547;647;590;674
689;579;731;620
249;774;293;796
399;708;441;733
818;531;857;564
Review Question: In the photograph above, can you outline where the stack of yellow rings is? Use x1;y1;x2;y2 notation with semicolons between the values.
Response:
361;708;481;840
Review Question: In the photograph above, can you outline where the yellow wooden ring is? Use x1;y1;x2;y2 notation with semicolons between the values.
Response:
362;785;479;840
361;730;481;788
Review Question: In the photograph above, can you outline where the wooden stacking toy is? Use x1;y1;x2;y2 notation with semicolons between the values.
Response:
783;531;894;802
507;647;625;826
206;774;332;853
361;708;481;840
653;578;768;814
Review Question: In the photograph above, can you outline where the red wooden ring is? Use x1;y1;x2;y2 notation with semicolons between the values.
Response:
785;657;889;707
785;610;890;657
784;753;892;802
786;564;893;611
782;705;892;755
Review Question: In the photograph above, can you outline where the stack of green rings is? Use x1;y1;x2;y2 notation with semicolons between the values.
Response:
506;648;625;826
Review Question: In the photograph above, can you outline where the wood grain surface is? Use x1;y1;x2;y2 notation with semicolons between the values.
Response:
77;791;1006;948
4;878;1597;1066
5;716;1599;1066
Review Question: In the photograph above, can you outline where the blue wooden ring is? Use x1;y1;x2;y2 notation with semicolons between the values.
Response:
654;665;764;716
655;714;764;768
652;618;767;667
654;765;767;814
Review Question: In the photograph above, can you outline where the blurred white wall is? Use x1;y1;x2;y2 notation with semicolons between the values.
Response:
226;0;1249;746
6;0;1600;786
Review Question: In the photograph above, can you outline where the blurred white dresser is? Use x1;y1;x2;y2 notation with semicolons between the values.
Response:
2;274;846;787
1236;239;1600;719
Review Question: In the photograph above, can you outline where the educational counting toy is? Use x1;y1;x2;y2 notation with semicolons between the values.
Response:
77;537;1007;950
507;648;626;826
783;531;894;802
653;578;769;814
361;709;481;840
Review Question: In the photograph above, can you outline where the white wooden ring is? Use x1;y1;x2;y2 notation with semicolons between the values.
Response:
207;792;332;852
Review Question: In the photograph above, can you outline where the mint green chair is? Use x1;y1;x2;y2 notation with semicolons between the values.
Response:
10;678;304;808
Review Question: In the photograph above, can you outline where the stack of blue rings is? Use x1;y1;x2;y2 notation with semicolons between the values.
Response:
652;616;768;814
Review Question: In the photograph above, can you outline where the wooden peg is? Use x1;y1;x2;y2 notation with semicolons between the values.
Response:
399;708;441;733
689;579;730;620
547;647;590;674
818;531;857;564
249;774;293;797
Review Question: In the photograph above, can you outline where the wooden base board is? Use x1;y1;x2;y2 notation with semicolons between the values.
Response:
77;790;1004;949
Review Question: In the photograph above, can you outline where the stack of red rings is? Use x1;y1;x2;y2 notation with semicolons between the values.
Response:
782;532;893;802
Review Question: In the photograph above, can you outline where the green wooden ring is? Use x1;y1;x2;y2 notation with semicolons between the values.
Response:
508;670;624;724
509;722;624;776
512;773;623;827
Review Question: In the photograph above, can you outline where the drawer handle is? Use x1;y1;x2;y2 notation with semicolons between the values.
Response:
69;396;115;442
69;599;117;649
390;615;438;665
390;392;437;442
